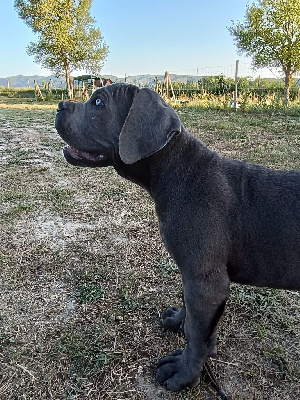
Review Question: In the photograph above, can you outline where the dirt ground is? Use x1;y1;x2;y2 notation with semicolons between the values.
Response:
0;104;299;399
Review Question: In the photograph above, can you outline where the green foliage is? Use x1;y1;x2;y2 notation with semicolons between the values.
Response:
14;0;108;97
164;75;298;101
229;0;300;103
74;283;104;303
74;271;104;304
0;86;64;103
58;327;110;372
157;257;179;276
198;75;235;95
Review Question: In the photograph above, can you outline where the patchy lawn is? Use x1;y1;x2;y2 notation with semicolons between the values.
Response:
0;103;299;399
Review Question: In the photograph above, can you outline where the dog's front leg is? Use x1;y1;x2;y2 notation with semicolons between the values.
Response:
156;269;229;392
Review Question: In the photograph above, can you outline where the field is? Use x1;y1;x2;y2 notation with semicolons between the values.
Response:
0;100;299;399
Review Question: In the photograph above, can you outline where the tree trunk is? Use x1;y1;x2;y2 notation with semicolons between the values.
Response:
283;70;292;106
65;65;73;99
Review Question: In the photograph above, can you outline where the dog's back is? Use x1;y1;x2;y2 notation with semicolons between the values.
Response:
223;159;300;290
151;129;300;291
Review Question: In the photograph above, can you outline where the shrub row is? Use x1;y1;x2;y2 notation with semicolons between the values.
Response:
0;86;65;101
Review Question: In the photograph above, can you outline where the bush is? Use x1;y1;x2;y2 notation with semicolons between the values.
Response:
0;86;65;101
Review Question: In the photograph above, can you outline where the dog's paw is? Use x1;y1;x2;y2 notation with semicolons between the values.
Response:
161;307;183;332
156;350;201;391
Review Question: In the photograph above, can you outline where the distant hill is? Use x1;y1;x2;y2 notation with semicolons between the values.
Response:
0;75;62;88
1;73;286;89
124;74;200;86
0;74;119;88
0;74;202;89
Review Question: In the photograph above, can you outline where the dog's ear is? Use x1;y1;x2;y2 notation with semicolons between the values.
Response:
119;88;181;164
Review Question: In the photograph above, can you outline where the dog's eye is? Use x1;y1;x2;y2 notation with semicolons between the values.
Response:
95;98;102;106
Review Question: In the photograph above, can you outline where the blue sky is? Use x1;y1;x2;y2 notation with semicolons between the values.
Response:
0;0;253;78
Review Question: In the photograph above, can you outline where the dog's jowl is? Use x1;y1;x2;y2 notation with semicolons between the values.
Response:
55;83;300;392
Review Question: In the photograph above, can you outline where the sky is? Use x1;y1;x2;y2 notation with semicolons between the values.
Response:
0;0;257;79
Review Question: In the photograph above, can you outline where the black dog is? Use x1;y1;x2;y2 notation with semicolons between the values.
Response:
55;84;300;392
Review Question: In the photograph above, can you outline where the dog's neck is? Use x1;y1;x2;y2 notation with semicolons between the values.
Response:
114;128;214;200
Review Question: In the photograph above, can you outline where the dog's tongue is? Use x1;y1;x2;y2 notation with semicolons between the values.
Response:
67;146;103;161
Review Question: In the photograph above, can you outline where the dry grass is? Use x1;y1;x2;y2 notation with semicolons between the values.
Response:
0;104;299;400
0;103;58;110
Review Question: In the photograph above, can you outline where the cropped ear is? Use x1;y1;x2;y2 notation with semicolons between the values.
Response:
119;88;181;164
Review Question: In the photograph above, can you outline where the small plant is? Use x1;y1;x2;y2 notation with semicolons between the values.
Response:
264;346;289;379
3;202;34;219
118;286;140;313
41;188;74;211
157;257;179;276
57;327;111;373
74;282;104;303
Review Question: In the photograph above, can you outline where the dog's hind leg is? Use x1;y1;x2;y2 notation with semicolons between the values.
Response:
161;303;217;357
161;305;185;333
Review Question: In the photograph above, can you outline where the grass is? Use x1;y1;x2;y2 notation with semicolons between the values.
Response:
0;99;299;399
175;92;300;116
74;272;105;304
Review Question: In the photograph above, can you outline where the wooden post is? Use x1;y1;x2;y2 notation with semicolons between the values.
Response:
234;60;239;110
164;71;169;99
34;80;38;101
155;77;159;93
169;75;175;99
163;71;175;100
34;80;44;101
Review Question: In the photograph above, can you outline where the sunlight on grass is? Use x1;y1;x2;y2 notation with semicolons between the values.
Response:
0;103;57;110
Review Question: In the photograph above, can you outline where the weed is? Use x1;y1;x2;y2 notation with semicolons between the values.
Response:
41;188;74;210
119;287;140;313
57;327;110;372
74;283;104;303
0;192;24;202
264;346;289;379
3;202;34;219
5;149;36;166
157;257;179;276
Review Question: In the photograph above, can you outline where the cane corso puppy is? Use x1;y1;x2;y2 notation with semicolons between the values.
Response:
55;83;300;392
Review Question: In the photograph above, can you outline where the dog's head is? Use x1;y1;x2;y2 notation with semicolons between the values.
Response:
55;83;181;167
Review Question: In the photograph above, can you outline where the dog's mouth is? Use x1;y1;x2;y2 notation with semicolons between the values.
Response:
62;145;107;167
65;145;104;161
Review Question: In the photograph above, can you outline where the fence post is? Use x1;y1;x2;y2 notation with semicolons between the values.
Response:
234;60;239;110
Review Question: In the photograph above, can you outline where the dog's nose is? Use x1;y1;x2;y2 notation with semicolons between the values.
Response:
57;101;76;113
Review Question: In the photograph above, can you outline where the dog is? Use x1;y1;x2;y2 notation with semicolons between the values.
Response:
55;83;300;392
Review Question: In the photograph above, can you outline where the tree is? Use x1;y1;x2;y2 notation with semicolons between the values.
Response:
14;0;108;98
228;0;300;104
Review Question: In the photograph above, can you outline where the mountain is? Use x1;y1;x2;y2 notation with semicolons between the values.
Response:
0;74;201;89
125;74;199;86
0;75;62;88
